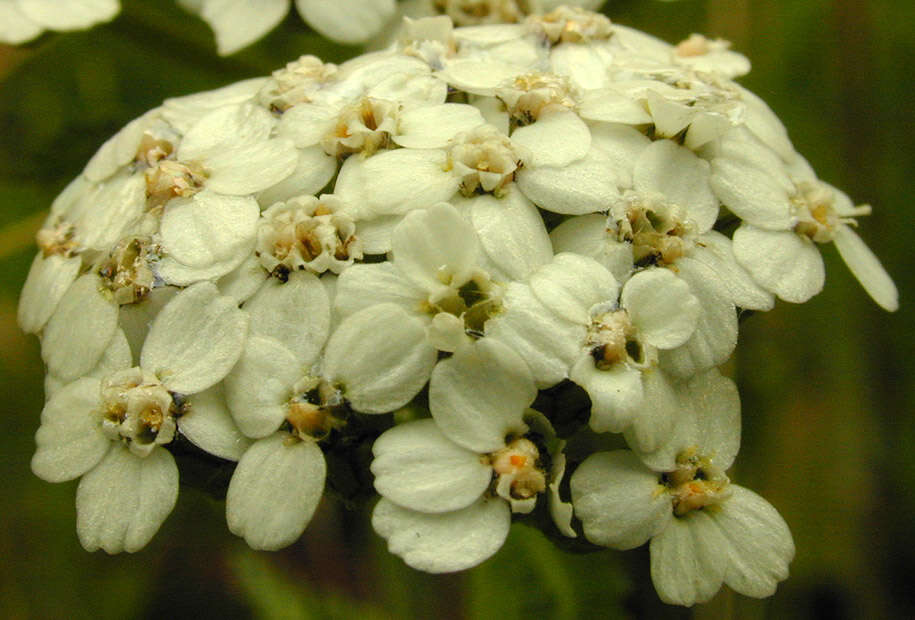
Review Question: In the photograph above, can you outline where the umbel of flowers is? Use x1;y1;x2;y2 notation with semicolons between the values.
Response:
19;7;897;607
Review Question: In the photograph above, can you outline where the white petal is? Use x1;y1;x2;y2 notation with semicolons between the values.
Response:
511;107;590;169
732;224;824;304
430;339;534;453
650;511;729;606
32;377;108;482
571;355;643;434
76;445;178;553
244;271;331;366
0;3;42;44
295;0;394;44
622;268;699;350
578;91;653;126
589;122;651;188
179;384;252;461
323;304;436;413
684;369;741;471
198;0;289;55
334;262;425;317
217;254;267;304
713;485;795;598
530;253;617;326
42;274;118;383
549;213;633;282
156;252;250;286
394;103;485;149
18;0;119;31
84;111;159;182
392;202;480;292
224;335;301;438
710;132;794;230
159;191;259;268
334;148;458;219
227;433;326;550
550;43;608;91
371;419;490;513
17;252;82;334
257;146;337;208
516;146;620;215
74;174;146;251
689;231;774;311
178;103;298;195
119;287;178;361
634;140;718;233
141;282;248;394
372;496;510;573
484;282;584;388
658;259;737;378
162;78;266;134
437;59;523;97
276;103;338;148
623;367;680;455
571;450;672;550
833;224;899;312
464;187;553;282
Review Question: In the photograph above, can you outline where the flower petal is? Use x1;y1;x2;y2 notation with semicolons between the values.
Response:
833;224;898;312
226;433;326;550
712;485;795;599
76;444;178;553
371;419;491;513
530;253;617;327
372;496;510;573
224;335;301;438
197;0;289;56
32;377;109;482
649;511;729;606
323;303;436;414
732;224;824;304
179;384;252;461
571;450;672;550
621;268;699;350
141;281;248;394
42;274;118;383
244;271;331;366
511;107;590;169
430;339;535;452
295;0;394;44
17;252;82;334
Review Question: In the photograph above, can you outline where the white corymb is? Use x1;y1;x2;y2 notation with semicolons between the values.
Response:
371;339;572;572
712;129;898;311
571;369;794;606
31;282;248;553
183;0;396;55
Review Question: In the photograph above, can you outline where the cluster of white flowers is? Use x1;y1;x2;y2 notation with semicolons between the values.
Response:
20;8;897;607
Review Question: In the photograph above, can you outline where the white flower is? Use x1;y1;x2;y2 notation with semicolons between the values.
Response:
223;272;435;549
31;282;248;553
0;0;119;45
570;370;794;606
711;129;899;310
182;0;396;55
486;253;698;451
335;202;504;355
371;339;572;572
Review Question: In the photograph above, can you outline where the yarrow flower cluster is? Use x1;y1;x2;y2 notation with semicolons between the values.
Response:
20;8;897;607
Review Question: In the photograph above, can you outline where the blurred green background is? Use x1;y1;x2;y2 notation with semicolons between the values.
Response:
0;1;912;618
